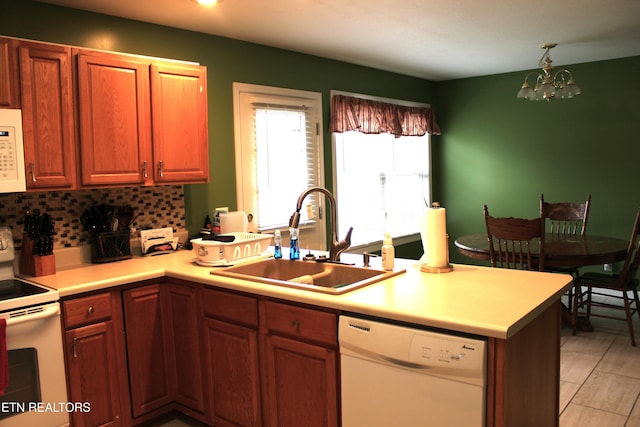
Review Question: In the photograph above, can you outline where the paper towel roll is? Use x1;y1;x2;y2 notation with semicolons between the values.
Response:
220;211;248;234
422;205;449;268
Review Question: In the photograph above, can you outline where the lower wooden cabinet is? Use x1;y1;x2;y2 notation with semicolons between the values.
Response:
63;281;339;427
201;288;340;427
206;318;262;426
122;281;207;424
165;283;207;421
260;300;339;427
65;322;122;427
62;291;128;427
203;288;262;426
122;284;175;418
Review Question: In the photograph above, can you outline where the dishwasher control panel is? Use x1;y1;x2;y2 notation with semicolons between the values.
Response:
409;333;483;370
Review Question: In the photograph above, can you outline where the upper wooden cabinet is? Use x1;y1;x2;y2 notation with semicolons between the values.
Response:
0;38;19;108
76;51;152;187
0;36;209;190
151;63;209;183
19;41;76;189
76;51;209;187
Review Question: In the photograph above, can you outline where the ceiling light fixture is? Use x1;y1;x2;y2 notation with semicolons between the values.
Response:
517;43;581;102
194;0;221;6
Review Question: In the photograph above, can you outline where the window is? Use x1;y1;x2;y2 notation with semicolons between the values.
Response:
233;83;326;250
331;92;433;251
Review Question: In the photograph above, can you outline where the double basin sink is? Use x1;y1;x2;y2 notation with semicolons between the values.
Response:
210;258;405;294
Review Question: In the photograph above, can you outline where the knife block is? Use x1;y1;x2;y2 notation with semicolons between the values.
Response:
19;233;56;277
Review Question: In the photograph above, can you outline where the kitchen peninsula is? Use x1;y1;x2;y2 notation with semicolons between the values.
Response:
25;249;572;427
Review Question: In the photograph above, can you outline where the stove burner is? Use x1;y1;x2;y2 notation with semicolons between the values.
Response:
0;279;48;302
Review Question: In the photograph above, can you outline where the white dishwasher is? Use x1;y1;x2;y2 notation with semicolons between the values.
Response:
339;315;487;427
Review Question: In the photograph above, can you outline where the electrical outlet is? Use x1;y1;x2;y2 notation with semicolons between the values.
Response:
604;263;613;272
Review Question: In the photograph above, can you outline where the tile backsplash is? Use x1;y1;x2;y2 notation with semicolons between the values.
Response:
0;186;185;249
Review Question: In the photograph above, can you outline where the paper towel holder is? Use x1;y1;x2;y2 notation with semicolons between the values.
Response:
420;264;454;273
420;235;454;274
419;202;454;273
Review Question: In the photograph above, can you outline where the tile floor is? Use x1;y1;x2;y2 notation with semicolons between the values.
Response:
154;292;640;427
147;414;205;427
560;292;640;427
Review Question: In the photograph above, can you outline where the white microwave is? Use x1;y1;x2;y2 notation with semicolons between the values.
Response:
0;109;26;193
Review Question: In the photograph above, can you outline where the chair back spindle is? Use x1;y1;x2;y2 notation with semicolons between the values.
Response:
540;194;591;237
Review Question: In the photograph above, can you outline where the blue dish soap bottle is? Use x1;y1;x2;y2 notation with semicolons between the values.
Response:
289;227;300;260
274;229;282;259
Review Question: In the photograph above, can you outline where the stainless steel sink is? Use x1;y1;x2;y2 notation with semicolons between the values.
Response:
210;258;405;294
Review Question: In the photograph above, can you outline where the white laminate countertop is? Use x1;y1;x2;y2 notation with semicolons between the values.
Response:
22;249;573;340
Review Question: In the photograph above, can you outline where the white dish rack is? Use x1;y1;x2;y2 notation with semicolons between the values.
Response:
193;232;273;265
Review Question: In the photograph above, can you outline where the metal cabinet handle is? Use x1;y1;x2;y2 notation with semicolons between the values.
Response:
29;163;36;182
73;337;78;358
158;160;164;177
87;306;94;315
142;160;148;178
291;320;300;329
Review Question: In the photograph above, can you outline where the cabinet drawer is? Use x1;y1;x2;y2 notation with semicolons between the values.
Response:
63;292;112;328
203;288;258;328
263;301;337;346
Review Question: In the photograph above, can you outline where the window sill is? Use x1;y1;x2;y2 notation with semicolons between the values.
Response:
349;233;421;254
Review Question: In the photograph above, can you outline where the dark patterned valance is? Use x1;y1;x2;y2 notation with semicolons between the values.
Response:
329;94;441;137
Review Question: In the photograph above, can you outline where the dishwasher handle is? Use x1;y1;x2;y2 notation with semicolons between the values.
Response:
379;354;432;370
342;342;431;370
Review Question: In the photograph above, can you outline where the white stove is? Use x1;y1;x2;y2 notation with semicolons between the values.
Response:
0;227;60;312
0;226;69;427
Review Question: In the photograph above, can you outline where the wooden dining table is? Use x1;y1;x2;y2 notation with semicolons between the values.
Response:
454;233;629;268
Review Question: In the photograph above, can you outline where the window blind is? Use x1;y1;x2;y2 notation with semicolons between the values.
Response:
250;101;320;230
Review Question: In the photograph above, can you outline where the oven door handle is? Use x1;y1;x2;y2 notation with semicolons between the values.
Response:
6;304;60;327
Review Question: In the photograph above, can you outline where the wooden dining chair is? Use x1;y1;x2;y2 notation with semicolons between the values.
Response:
483;205;545;271
540;193;591;237
573;208;640;346
540;193;592;333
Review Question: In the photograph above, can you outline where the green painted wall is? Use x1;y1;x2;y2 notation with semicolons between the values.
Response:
435;57;640;264
5;1;640;263
4;0;436;248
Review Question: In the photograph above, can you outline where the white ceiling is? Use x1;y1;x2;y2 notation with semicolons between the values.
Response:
36;0;640;81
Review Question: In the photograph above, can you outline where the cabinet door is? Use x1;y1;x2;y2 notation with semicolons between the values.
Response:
205;317;262;427
0;37;18;107
150;63;208;183
166;283;206;417
77;52;151;186
122;284;175;418
262;334;339;427
65;321;123;427
19;42;76;189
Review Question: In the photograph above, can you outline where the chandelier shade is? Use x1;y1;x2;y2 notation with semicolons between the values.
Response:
517;43;581;101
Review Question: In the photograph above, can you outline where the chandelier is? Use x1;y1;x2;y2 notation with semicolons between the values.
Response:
517;43;581;101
